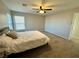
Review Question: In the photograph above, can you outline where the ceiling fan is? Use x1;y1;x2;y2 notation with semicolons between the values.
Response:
33;5;52;14
32;0;53;14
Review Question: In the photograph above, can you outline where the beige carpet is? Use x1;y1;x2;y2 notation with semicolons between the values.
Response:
8;31;79;58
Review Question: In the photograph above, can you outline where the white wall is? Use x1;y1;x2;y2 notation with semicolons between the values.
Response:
45;8;79;39
11;11;45;31
0;0;9;29
25;14;45;31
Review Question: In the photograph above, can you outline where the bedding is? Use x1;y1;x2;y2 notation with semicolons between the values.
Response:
6;31;18;39
0;31;49;57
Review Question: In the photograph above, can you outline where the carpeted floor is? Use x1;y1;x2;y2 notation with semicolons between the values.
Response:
8;31;79;58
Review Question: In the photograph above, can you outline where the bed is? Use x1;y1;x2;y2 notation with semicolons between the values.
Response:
0;31;49;57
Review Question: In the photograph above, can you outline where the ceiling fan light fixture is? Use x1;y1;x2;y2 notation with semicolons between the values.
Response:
39;10;45;14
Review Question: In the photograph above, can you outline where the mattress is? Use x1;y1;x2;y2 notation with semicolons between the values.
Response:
5;31;49;54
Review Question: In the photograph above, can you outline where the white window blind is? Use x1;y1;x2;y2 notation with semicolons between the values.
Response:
14;16;25;31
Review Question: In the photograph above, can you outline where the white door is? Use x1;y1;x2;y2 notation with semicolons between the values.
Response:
69;13;79;43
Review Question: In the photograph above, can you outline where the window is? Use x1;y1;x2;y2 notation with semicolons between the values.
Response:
7;14;13;30
14;16;25;31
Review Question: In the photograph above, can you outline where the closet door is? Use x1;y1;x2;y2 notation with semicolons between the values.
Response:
69;13;79;42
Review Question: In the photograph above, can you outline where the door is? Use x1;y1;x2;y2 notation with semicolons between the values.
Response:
69;13;79;43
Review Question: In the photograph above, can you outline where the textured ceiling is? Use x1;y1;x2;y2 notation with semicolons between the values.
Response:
2;0;79;15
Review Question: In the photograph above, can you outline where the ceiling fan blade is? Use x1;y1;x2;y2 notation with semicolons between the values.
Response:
22;3;39;7
44;9;52;10
32;8;39;10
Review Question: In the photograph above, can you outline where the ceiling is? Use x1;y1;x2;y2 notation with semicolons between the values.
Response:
1;0;79;15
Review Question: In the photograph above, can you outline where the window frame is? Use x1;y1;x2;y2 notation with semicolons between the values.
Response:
14;15;26;32
7;14;13;30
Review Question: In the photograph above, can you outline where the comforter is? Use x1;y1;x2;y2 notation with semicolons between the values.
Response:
0;31;49;56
